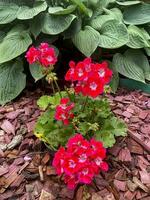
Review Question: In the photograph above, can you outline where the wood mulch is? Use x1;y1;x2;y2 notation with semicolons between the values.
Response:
0;88;150;200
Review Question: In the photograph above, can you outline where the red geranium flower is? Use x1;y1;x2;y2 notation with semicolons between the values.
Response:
94;62;112;84
55;98;74;125
52;147;65;175
53;134;108;189
78;164;94;184
64;175;79;189
26;42;57;67
84;76;104;98
40;48;57;67
65;61;76;81
25;46;40;64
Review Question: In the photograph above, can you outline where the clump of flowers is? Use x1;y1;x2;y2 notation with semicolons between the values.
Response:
25;42;57;67
55;98;74;125
26;43;127;190
52;134;108;189
65;58;112;98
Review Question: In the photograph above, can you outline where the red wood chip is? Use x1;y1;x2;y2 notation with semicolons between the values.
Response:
0;166;8;176
139;111;149;120
139;171;150;184
1;120;15;135
140;124;150;134
114;180;126;191
26;121;36;133
122;111;132;118
118;147;132;162
124;191;136;200
5;109;24;120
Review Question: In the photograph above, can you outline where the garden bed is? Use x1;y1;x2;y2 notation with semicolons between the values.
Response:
0;88;150;200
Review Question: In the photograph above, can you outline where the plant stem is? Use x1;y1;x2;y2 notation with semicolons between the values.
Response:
82;96;88;112
64;86;72;101
54;79;62;98
51;81;56;95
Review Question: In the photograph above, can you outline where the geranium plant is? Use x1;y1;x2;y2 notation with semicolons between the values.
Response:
26;42;127;189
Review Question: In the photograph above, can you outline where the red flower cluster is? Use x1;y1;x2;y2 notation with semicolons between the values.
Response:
25;43;57;67
55;98;74;125
53;134;108;189
65;58;112;98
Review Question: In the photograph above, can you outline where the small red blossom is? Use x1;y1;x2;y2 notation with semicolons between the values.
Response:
55;98;74;125
25;46;40;64
40;47;57;67
26;42;57;67
52;147;65;175
53;134;108;189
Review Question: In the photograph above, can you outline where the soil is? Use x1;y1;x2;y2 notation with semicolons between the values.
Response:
0;88;150;200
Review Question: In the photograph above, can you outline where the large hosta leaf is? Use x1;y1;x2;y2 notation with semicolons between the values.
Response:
100;0;116;8
124;3;150;25
0;60;26;105
0;4;19;24
17;0;47;20
0;0;34;6
30;13;45;38
91;8;123;31
0;25;32;64
127;25;150;48
48;5;76;15
98;20;129;48
116;0;140;6
125;49;150;81
42;14;76;35
113;49;149;83
72;26;100;57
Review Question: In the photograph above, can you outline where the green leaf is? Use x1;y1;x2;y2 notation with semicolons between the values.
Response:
29;63;45;82
37;92;67;109
110;117;127;137
42;14;76;35
70;0;92;17
0;3;19;24
109;62;119;93
116;0;140;6
72;26;100;57
34;109;74;149
90;15;113;31
90;8;123;31
30;13;45;38
0;25;32;64
95;116;127;147
124;3;150;25
110;71;119;93
48;5;76;15
127;25;150;48
17;0;47;20
145;47;150;57
0;60;26;105
96;131;116;148
124;49;150;81
100;0;116;8
113;49;147;83
37;95;53;110
63;18;82;39
98;20;129;49
103;8;123;22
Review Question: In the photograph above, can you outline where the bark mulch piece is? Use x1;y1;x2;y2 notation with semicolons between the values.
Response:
0;88;150;199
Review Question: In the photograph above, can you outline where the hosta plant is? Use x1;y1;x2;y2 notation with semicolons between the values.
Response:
0;0;150;104
26;43;127;189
